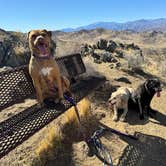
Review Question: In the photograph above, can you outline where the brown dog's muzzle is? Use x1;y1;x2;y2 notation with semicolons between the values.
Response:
34;36;49;56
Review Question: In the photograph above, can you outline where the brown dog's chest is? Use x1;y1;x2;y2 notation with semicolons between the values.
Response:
35;59;59;92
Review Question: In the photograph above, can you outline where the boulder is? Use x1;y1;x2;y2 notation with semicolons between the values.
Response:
111;57;118;63
114;51;124;58
81;44;94;56
109;61;120;69
101;52;112;63
97;39;108;50
92;52;101;60
94;58;102;64
80;44;89;56
125;43;140;50
0;39;13;67
115;62;121;69
92;44;98;49
106;40;117;52
118;43;125;49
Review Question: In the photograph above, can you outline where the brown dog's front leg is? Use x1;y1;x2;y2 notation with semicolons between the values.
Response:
55;75;63;100
32;78;43;105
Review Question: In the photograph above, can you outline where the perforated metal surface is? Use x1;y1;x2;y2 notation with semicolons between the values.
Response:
0;66;35;111
0;76;106;159
117;132;166;166
0;53;86;111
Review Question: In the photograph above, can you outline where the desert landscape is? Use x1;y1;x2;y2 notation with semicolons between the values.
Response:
0;23;166;166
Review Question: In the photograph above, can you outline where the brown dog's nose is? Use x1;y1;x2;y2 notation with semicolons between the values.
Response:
36;35;44;42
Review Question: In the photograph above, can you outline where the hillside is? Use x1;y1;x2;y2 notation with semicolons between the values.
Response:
0;28;166;78
53;29;166;77
0;27;166;165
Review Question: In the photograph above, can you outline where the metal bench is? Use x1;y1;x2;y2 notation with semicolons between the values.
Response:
0;53;106;158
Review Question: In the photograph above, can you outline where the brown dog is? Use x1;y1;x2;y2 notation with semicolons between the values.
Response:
28;29;70;106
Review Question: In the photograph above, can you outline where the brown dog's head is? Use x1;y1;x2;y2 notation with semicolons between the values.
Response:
28;29;52;58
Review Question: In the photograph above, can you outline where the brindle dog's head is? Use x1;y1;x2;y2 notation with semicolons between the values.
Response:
28;29;52;58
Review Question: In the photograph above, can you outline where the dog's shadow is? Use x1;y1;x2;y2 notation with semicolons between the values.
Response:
117;132;166;166
149;110;166;127
125;108;166;127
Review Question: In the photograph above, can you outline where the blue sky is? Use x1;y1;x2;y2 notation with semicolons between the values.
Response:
0;0;166;32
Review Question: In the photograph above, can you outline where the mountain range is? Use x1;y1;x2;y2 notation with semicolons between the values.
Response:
61;18;166;32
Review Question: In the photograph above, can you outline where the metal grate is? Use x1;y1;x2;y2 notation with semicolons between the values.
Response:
0;53;86;111
0;76;106;159
117;132;166;166
0;66;35;110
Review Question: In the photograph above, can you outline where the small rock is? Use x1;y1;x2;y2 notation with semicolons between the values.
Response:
94;58;102;64
115;62;121;69
111;58;118;63
92;52;100;59
101;52;112;63
109;63;115;69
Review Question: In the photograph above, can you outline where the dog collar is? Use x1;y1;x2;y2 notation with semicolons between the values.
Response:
144;82;151;95
33;54;51;60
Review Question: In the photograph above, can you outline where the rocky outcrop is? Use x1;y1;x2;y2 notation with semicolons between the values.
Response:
0;30;31;68
81;39;143;69
97;39;107;50
106;40;117;52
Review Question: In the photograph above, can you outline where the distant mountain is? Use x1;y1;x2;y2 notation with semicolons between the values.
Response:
61;28;75;32
60;18;166;32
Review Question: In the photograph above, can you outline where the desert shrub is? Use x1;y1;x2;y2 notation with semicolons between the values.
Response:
159;60;166;76
125;51;144;70
11;31;24;40
31;98;97;166
13;45;26;55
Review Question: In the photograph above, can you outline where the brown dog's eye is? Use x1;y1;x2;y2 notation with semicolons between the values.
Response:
42;33;46;37
32;34;37;39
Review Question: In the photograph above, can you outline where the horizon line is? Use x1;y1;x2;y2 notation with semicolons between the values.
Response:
1;17;166;33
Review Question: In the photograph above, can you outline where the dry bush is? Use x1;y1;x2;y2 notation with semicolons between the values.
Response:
32;98;98;166
123;51;144;70
159;60;166;76
12;31;23;38
13;45;26;56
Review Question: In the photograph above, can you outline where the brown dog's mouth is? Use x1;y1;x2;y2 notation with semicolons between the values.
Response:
37;42;49;56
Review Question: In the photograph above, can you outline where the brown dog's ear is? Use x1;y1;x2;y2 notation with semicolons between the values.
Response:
43;29;52;37
47;31;52;37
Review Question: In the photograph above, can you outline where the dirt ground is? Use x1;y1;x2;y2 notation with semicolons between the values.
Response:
0;57;166;166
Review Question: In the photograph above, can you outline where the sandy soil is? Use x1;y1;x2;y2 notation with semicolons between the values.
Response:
0;57;166;166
